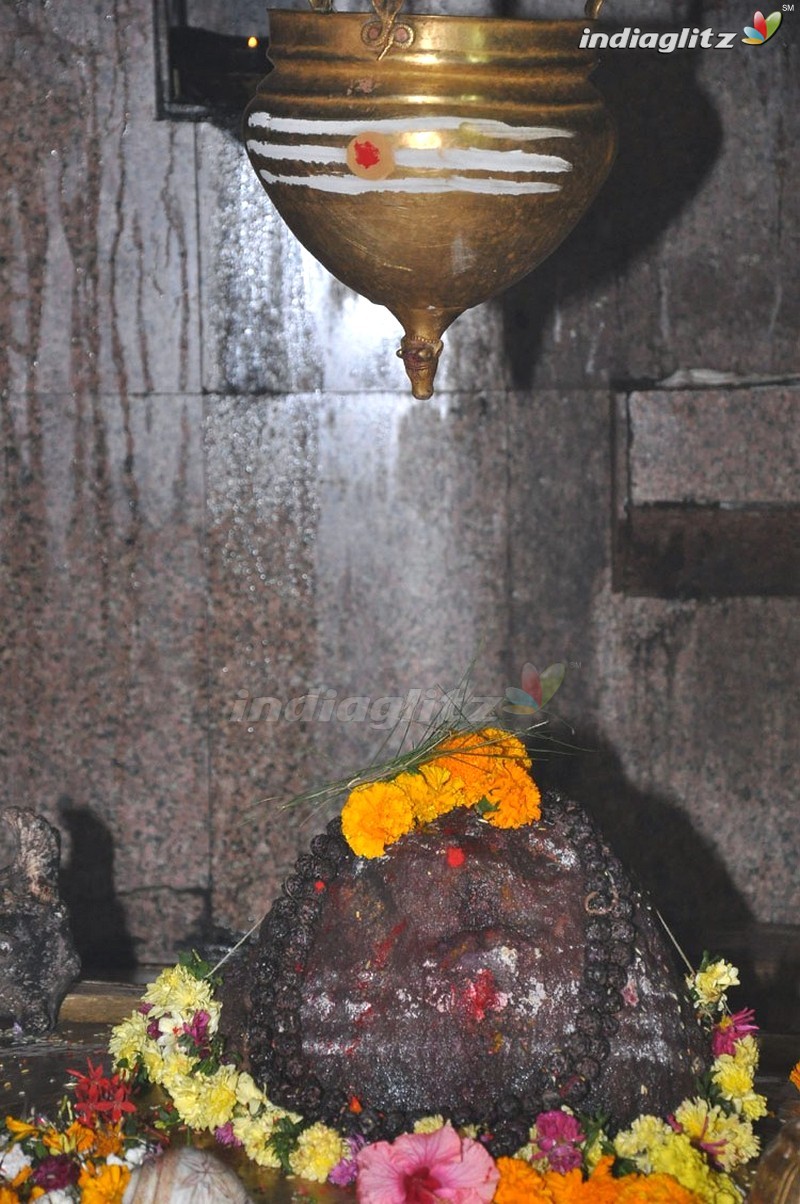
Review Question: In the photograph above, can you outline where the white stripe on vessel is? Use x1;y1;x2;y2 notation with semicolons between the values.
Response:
247;112;574;141
394;148;571;173
259;168;562;195
247;138;572;176
246;139;344;164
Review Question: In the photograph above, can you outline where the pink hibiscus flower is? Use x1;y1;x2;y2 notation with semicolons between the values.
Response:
356;1123;499;1204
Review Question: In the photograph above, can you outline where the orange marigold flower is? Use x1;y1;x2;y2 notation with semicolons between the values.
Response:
91;1124;125;1160
398;764;466;825
483;760;541;828
434;728;534;809
0;1188;20;1204
494;1157;556;1203
341;780;415;858
790;1060;800;1093
77;1160;130;1204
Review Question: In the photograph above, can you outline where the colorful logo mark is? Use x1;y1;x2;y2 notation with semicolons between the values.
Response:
503;661;566;716
742;10;782;42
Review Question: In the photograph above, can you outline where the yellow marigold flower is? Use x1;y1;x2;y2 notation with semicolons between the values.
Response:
790;1060;800;1093
232;1112;282;1169
483;760;541;828
78;1160;130;1204
159;1050;197;1094
690;961;740;1008
0;1188;19;1204
413;1115;446;1134
341;780;415;858
289;1121;348;1182
168;1062;239;1131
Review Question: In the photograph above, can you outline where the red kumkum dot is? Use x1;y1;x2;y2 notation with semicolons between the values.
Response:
314;879;326;892
353;138;381;169
446;846;466;868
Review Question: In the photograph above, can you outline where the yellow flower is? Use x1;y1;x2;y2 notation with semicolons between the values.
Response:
108;1011;149;1073
168;1063;239;1131
159;1050;198;1093
712;1054;754;1104
740;1091;768;1121
289;1121;348;1182
731;1035;758;1072
78;1161;130;1203
232;1112;282;1168
4;1117;38;1143
690;961;739;1008
0;1188;19;1204
43;1120;95;1155
413;1115;446;1133
235;1071;270;1114
143;965;217;1021
341;780;415;858
614;1115;672;1170
647;1132;740;1202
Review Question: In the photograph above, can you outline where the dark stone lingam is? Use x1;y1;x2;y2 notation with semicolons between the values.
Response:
235;793;707;1155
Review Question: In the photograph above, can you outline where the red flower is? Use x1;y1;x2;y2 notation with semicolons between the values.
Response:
68;1059;137;1127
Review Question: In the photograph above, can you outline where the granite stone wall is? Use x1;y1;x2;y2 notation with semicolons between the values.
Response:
1;0;798;978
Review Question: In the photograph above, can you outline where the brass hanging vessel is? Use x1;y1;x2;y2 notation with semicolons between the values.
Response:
244;0;615;398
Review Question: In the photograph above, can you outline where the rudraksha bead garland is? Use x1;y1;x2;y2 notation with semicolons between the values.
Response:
246;795;639;1155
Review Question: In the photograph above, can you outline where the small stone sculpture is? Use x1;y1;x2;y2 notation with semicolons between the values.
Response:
0;807;80;1033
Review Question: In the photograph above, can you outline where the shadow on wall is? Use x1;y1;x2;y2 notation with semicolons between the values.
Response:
58;804;136;974
538;736;753;964
500;46;724;386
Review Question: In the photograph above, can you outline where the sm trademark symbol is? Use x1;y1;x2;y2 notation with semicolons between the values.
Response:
783;4;794;10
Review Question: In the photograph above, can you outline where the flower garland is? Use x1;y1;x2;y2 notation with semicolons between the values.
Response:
0;951;776;1202
340;727;541;857
66;952;762;1203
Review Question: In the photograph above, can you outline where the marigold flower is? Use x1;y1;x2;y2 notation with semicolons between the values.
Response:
494;1156;551;1203
400;765;465;825
168;1062;239;1131
341;780;415;858
77;1160;130;1204
790;1060;800;1093
483;760;541;829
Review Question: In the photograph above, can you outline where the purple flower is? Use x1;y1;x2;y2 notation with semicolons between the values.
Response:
711;1008;759;1057
328;1134;365;1186
214;1121;243;1148
184;1009;211;1046
31;1154;80;1190
531;1110;585;1174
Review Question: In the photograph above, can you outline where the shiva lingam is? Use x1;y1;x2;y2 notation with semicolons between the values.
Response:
244;0;615;398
